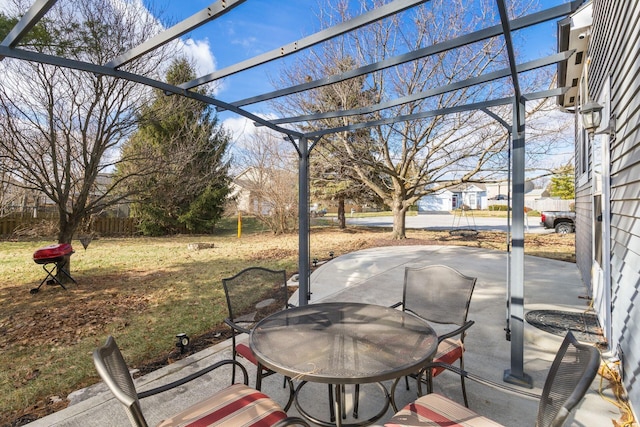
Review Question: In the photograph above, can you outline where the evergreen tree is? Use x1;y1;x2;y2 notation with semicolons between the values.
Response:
549;166;575;200
119;59;231;235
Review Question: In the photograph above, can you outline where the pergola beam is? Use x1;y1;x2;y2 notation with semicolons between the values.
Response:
181;0;431;89
224;1;582;110
496;0;522;104
305;97;512;138
0;45;303;138
106;0;247;69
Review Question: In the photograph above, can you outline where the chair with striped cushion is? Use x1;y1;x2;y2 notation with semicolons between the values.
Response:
222;267;295;410
391;265;477;406
385;332;600;427
93;335;309;427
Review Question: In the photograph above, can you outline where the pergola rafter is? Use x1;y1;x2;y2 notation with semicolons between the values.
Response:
0;0;583;388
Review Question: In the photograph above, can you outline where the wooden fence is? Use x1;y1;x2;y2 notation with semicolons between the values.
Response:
489;198;574;212
0;216;138;238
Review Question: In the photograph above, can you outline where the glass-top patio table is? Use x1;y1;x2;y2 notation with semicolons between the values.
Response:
250;302;438;427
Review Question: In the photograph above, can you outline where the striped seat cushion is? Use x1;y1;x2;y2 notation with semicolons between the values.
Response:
432;338;464;376
385;393;503;427
235;343;272;376
235;342;260;366
157;383;288;427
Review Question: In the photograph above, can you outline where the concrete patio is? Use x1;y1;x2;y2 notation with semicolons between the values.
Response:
27;245;622;426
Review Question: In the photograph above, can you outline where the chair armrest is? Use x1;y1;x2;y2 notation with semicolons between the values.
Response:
437;320;475;342
419;361;541;400
224;317;251;334
274;417;312;426
137;359;249;399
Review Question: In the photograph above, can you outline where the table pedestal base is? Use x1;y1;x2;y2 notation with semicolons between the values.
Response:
294;381;389;427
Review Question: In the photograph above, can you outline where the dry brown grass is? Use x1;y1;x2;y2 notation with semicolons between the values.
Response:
0;226;574;425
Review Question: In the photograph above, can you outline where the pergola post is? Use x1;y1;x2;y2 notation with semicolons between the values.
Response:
504;96;533;387
298;136;310;307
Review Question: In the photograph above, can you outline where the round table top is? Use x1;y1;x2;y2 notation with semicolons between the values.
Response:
249;302;438;384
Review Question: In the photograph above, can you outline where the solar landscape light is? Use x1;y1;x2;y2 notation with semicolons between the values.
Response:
176;333;189;354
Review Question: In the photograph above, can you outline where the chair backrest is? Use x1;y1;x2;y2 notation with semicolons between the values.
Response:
536;332;601;427
93;336;148;427
222;267;289;327
402;265;477;326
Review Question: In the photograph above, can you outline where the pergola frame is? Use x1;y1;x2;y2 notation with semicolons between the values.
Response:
0;0;583;387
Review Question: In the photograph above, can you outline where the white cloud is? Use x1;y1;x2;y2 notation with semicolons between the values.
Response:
177;38;216;78
231;36;258;50
223;116;259;147
222;113;283;153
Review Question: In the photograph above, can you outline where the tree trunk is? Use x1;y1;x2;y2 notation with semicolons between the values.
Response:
57;256;73;285
391;204;408;239
338;198;346;229
57;216;76;284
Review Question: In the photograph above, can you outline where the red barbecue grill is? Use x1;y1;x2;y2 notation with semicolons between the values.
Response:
31;243;77;294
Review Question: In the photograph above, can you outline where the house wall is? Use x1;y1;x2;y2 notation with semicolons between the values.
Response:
417;194;452;212
589;0;640;413
574;117;594;294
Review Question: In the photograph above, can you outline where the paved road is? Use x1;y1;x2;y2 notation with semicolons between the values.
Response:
346;212;553;234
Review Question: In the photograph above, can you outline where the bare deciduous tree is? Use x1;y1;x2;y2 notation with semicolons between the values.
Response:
232;128;298;234
0;0;169;244
274;0;573;239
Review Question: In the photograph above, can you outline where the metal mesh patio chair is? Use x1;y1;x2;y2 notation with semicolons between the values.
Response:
385;331;601;427
222;266;295;410
391;264;477;406
93;335;309;427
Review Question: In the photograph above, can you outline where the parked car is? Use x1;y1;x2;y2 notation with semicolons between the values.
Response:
540;211;576;234
310;204;327;217
490;194;508;200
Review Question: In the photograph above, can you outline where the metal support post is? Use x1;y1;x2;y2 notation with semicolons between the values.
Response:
298;136;310;307
504;96;532;387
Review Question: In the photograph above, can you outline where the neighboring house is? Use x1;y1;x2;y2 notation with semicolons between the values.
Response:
230;167;298;216
558;0;639;416
418;182;569;213
417;189;453;213
450;183;487;210
229;167;273;215
417;184;486;212
1;173;125;217
484;182;510;200
484;181;549;202
484;181;535;200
